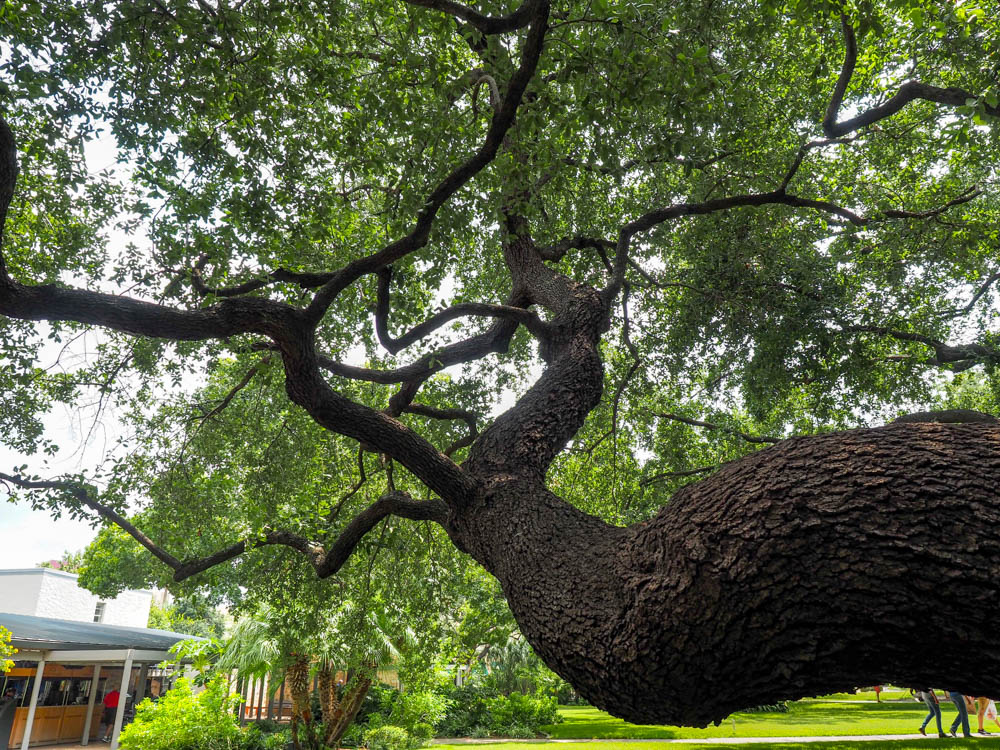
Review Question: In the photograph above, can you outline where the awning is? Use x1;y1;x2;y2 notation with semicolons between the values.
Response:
0;612;203;652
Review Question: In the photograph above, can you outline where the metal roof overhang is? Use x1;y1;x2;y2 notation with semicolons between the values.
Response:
1;611;204;661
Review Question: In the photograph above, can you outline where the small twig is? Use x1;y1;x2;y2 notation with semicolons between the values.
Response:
655;413;780;444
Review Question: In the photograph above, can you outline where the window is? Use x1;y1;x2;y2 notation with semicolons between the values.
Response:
93;601;106;623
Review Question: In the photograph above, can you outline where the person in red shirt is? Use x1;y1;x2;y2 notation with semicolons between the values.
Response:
98;689;120;742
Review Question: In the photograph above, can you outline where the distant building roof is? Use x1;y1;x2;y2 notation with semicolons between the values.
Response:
0;611;203;652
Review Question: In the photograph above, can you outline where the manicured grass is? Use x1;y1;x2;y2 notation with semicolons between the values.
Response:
815;690;914;703
430;743;980;749
541;700;977;740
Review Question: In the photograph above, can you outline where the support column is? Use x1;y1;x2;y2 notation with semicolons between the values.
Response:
109;650;134;750
81;664;102;746
134;663;149;704
20;658;45;750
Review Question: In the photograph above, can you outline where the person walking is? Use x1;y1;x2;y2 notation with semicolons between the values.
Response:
947;690;973;738
975;696;992;735
97;688;120;743
913;688;946;738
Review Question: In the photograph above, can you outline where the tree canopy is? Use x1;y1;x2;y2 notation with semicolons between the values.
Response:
1;0;999;727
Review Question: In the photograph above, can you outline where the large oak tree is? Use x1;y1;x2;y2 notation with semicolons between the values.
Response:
1;0;1000;727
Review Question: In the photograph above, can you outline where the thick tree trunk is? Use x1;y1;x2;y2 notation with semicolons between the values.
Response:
452;421;1000;727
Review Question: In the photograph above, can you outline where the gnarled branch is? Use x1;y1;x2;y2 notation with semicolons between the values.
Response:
403;0;541;35
402;402;480;456
822;16;1000;138
315;491;448;577
375;266;548;354
842;326;999;372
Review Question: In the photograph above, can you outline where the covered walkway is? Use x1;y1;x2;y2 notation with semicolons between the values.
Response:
1;612;200;750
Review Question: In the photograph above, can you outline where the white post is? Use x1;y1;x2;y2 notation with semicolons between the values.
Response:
20;658;45;750
109;650;134;750
81;664;101;746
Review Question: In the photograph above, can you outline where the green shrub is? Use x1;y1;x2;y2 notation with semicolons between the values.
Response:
364;724;410;750
436;684;491;736
436;684;559;737
388;690;449;732
409;721;434;745
741;701;789;713
118;676;243;750
486;691;558;733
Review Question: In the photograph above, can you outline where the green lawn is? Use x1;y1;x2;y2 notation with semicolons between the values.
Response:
540;698;979;740
429;743;975;750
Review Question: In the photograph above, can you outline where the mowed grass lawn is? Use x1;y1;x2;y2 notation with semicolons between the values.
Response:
429;743;975;750
541;699;967;739
428;693;1000;748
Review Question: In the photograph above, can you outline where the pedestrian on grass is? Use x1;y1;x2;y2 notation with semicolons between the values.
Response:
912;688;946;738
946;690;973;738
975;696;992;735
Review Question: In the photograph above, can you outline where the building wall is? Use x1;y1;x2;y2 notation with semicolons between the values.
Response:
0;571;43;616
0;569;152;627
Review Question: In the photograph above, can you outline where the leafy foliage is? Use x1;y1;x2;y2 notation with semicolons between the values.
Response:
0;626;16;673
118;676;248;750
148;593;226;639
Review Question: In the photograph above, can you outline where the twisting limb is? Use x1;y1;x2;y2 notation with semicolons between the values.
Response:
190;254;339;298
0;472;323;581
655;413;780;445
610;284;642;498
0;472;447;582
602;185;982;306
327;448;368;525
537;235;614;263
822;15;1000;138
374;266;549;354
841;326;999;372
302;1;551;325
256;308;521;385
402;0;541;35
882;185;981;219
402;402;480;456
314;491;448;577
0;472;186;571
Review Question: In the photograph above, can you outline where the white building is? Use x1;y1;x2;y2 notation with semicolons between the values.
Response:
0;569;152;629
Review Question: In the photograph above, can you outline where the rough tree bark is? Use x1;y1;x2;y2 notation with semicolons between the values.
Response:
451;420;1000;726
